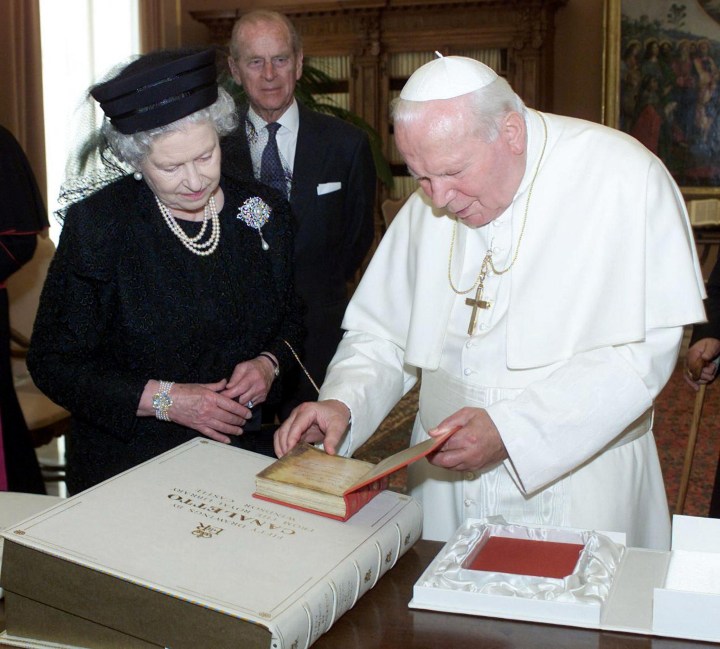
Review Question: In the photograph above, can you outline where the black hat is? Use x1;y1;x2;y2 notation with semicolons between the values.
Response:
90;48;218;134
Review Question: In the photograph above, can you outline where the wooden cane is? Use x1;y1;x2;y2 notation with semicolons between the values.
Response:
676;383;707;515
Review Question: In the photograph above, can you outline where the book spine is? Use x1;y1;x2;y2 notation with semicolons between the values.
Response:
343;476;390;518
374;496;423;583
327;558;365;623
269;498;422;648
351;537;383;599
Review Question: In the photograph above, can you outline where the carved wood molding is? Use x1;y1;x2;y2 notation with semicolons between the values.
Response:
193;2;566;112
192;1;567;55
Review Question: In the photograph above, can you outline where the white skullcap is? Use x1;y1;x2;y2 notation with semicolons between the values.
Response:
399;53;498;101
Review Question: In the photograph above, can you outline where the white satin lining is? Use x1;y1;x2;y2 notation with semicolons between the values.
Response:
420;517;624;604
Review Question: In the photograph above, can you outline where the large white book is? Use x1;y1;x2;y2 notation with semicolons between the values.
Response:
0;493;63;600
0;439;422;649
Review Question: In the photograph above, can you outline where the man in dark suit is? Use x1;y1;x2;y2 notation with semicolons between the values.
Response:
222;9;377;419
685;257;720;517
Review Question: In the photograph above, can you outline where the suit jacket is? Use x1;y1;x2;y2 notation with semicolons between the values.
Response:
222;102;376;404
690;221;720;519
692;258;720;343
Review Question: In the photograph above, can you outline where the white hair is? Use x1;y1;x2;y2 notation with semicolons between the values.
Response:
391;75;526;142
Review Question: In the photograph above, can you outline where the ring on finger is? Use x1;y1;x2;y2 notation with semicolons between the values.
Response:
246;399;254;409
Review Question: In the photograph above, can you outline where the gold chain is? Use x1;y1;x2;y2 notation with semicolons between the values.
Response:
282;338;321;395
447;111;548;294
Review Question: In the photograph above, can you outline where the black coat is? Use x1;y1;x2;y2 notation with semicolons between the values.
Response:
28;174;303;494
0;124;49;494
690;258;720;517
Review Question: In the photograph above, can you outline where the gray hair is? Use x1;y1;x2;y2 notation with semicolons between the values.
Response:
102;87;238;168
391;75;526;142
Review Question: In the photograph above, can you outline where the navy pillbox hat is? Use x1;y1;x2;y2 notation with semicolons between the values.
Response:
91;48;218;134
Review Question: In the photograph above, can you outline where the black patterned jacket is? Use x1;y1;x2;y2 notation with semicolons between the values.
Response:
28;173;303;493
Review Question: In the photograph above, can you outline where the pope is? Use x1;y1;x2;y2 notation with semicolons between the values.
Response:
274;55;706;549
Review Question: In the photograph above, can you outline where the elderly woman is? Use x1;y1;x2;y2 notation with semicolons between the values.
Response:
28;48;303;494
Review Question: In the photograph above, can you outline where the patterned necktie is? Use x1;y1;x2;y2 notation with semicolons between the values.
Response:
260;122;286;196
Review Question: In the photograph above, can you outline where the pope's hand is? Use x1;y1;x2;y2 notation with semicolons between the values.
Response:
274;400;351;457
427;407;507;472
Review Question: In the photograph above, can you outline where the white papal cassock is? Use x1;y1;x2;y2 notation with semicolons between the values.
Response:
319;110;706;550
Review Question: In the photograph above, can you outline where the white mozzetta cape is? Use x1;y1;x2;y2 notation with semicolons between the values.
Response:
377;114;701;371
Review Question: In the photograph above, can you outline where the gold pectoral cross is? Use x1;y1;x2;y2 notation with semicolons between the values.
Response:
465;283;491;336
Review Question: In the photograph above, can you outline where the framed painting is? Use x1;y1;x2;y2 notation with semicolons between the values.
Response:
603;0;720;198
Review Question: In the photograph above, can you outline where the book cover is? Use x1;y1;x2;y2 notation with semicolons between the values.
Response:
463;536;585;579
0;439;422;649
255;429;455;521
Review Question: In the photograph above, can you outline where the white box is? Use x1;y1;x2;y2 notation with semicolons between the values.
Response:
647;515;720;642
410;515;720;644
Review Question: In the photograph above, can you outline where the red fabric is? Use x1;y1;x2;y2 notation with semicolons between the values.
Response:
463;536;585;579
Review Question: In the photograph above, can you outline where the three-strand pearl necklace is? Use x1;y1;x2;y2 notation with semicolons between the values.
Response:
155;194;221;256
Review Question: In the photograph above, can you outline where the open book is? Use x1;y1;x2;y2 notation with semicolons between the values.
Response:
254;429;455;521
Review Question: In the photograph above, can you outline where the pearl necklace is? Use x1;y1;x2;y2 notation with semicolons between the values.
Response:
155;194;221;256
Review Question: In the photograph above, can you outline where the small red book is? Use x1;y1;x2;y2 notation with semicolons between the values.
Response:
463;535;585;579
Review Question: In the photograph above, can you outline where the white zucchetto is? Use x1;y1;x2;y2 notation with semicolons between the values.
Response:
399;54;499;102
